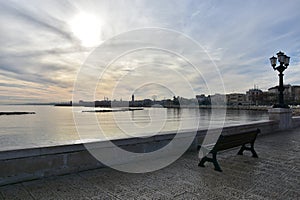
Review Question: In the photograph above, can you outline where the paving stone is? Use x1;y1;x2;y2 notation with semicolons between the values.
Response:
249;188;284;200
22;179;60;200
282;190;300;199
212;186;246;199
114;191;142;199
58;174;114;199
84;194;119;200
173;191;202;200
0;184;34;200
43;175;99;199
0;191;4;200
210;194;238;200
90;180;126;194
239;193;266;200
139;191;171;200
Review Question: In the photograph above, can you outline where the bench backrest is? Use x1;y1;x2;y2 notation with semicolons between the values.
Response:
212;128;260;152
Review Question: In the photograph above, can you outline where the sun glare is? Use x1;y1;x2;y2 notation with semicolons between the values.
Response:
70;13;102;47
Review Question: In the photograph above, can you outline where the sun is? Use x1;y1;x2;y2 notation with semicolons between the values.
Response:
70;13;102;47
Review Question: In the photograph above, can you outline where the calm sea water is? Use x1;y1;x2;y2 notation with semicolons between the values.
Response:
0;105;268;151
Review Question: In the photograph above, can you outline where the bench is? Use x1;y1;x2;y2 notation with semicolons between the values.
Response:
198;128;260;172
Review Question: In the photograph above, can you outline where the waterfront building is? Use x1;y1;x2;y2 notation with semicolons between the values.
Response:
294;86;300;102
196;94;210;105
268;84;300;105
226;93;246;106
210;93;226;105
143;99;153;107
246;88;263;105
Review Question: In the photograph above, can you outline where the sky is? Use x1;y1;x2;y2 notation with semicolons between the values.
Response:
1;0;300;104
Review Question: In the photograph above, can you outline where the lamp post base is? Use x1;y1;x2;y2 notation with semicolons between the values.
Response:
268;108;292;130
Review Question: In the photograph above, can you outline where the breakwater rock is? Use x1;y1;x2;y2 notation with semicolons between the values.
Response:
0;112;35;116
82;108;144;113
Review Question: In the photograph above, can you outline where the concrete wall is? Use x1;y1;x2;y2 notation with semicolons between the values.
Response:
292;116;300;127
0;119;284;186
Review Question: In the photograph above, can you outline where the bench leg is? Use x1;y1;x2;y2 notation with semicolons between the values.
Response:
237;144;246;155
198;156;208;167
199;154;222;172
212;152;222;172
250;143;258;158
237;144;258;158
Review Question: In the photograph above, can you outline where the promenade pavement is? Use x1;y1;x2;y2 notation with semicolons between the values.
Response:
0;127;299;200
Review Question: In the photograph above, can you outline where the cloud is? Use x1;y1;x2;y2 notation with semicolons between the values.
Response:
0;1;79;44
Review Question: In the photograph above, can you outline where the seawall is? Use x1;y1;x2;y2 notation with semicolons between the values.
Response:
1;117;300;186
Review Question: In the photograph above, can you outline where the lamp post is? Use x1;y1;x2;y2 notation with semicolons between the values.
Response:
269;51;290;108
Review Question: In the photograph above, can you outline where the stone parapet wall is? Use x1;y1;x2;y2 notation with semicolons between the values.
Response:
292;116;300;127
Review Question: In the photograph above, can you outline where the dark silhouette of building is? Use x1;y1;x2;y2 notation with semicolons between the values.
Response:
246;88;263;105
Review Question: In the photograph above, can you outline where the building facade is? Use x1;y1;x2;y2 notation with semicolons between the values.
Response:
246;88;263;105
268;84;300;105
226;93;246;106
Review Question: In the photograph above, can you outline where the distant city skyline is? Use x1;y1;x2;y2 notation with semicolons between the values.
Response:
28;83;299;106
1;1;300;104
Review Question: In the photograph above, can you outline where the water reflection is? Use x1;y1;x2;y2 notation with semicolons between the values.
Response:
0;105;269;150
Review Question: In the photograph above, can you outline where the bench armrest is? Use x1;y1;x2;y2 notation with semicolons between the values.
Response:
199;143;216;152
